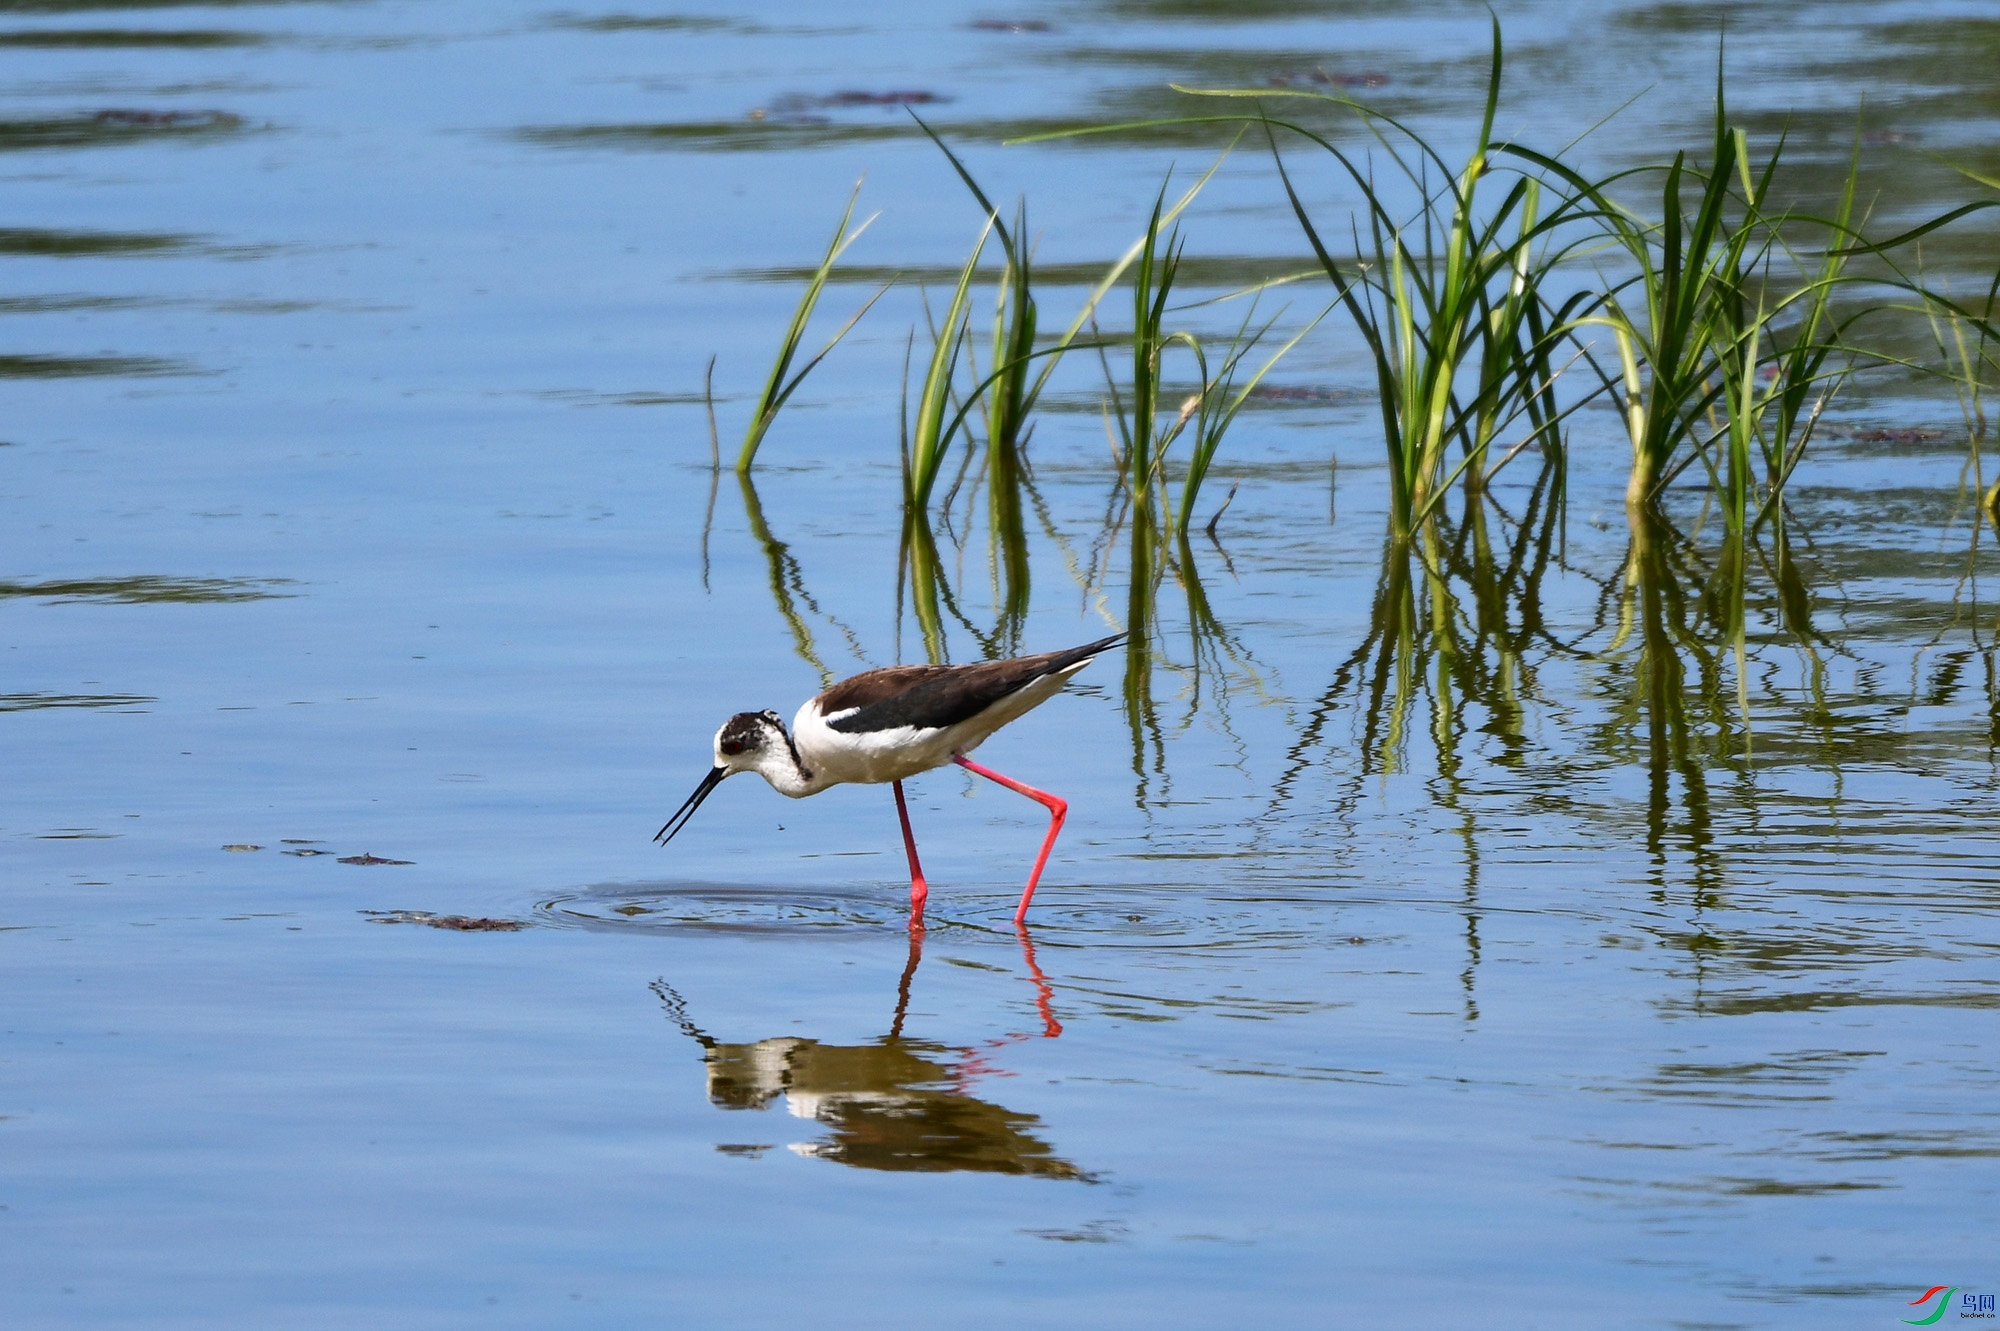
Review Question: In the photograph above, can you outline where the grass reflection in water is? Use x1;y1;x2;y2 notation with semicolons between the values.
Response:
0;575;296;602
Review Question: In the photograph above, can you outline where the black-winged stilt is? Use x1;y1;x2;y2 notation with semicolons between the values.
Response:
656;633;1123;925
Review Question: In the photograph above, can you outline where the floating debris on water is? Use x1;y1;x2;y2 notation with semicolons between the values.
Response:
221;844;261;852
803;90;948;107
282;848;331;857
969;19;1053;32
339;853;413;866
362;910;526;932
751;89;951;122
1851;427;1947;444
1245;383;1357;404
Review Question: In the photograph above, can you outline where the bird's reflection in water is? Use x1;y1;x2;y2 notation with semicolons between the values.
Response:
653;927;1083;1179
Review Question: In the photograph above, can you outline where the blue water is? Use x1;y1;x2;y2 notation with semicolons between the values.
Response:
4;1;1998;1326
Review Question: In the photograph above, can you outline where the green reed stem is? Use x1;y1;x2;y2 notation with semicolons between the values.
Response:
738;180;883;473
1127;189;1181;503
904;218;993;512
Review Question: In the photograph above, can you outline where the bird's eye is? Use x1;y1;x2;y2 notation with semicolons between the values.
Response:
720;738;745;756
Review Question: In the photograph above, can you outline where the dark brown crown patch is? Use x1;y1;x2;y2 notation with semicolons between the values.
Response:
718;711;775;757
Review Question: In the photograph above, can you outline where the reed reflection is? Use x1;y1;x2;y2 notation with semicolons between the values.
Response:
1167;528;1265;760
985;428;1034;652
896;439;1061;666
1122;498;1166;801
1277;460;1582;798
652;928;1080;1178
1266;462;1589;1019
735;471;866;689
1608;507;1727;909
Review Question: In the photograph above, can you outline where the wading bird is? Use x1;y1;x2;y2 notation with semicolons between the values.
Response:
657;633;1123;925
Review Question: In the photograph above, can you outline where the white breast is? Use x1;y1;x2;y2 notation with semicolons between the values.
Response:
792;702;960;785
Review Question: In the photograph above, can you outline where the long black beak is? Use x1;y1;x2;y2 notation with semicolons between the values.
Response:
656;766;727;846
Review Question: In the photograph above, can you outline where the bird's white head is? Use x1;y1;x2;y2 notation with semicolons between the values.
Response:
713;709;792;776
656;710;800;846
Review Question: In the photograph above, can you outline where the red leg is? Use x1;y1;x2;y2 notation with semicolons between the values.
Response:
893;779;928;930
951;754;1066;925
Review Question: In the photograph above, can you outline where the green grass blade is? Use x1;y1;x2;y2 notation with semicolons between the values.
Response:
907;218;995;511
738;180;880;472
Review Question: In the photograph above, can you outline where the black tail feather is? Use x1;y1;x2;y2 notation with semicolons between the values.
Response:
1042;631;1127;675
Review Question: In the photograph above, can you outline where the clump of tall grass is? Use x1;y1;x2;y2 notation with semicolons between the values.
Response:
910;119;1043;466
1510;71;1867;520
1112;189;1187;508
1707;139;1871;540
902;123;1242;525
1097;190;1323;539
1154;27;1973;550
1166;19;1599;535
1565;121;1760;511
891;140;1256;659
716;17;2000;718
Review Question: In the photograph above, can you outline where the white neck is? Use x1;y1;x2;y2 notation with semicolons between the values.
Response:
745;738;819;798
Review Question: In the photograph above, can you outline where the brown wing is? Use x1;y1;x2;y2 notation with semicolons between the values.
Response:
813;663;959;716
818;634;1124;736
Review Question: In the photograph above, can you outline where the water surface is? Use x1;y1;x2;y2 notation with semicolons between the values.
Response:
3;1;1997;1326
